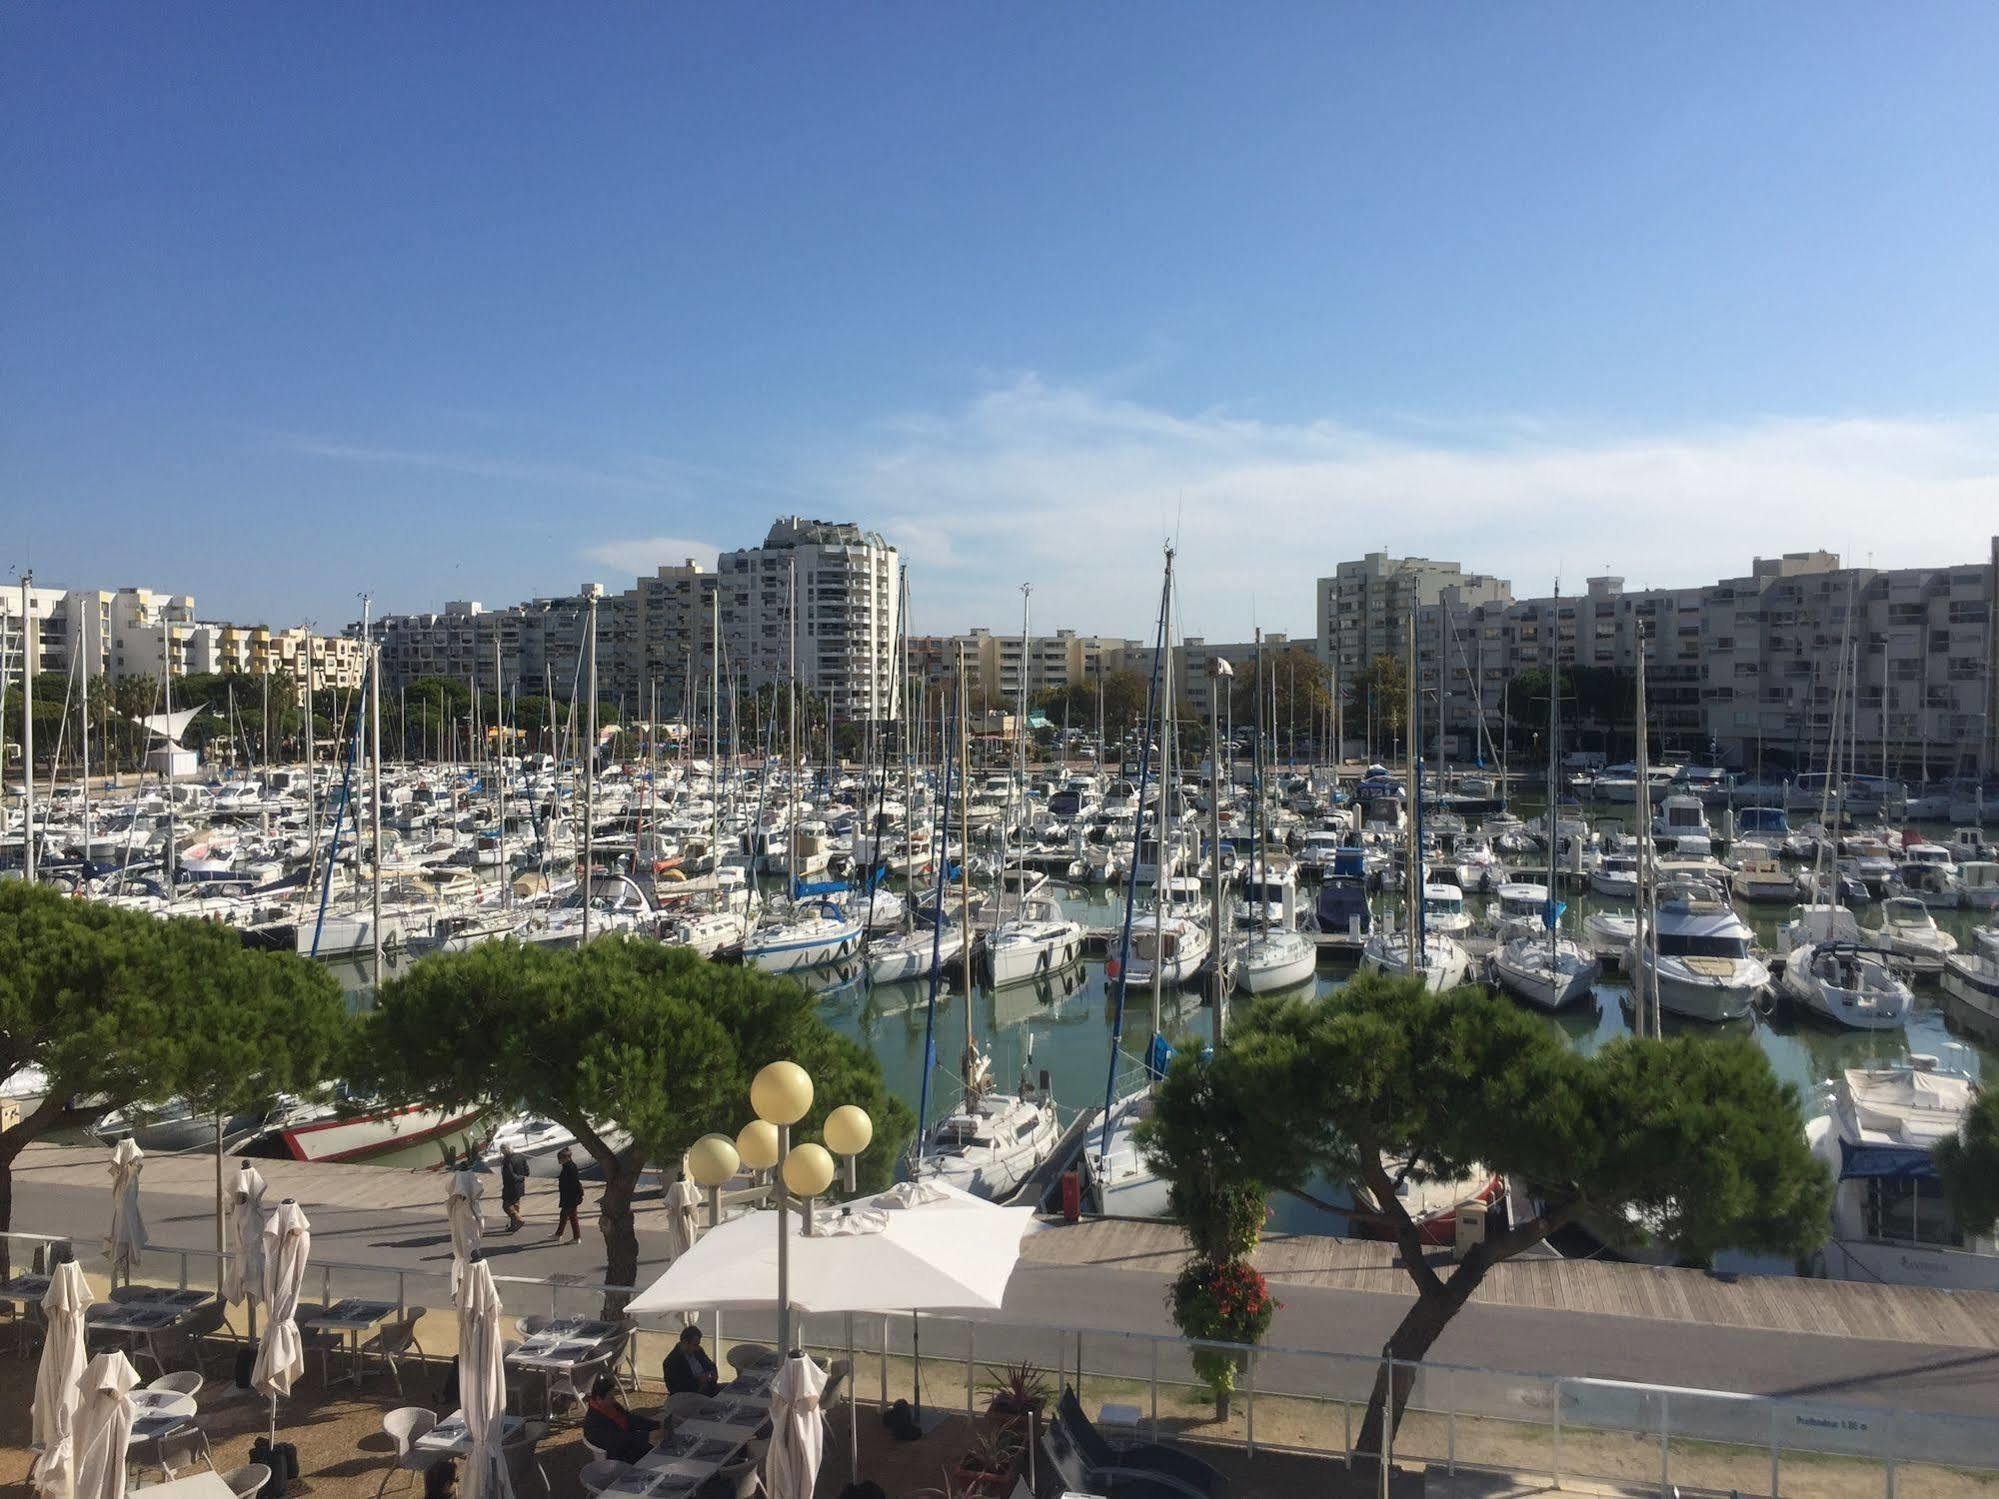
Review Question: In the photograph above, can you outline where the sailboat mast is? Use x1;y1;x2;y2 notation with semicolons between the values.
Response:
957;642;975;1088
1151;561;1174;1045
1547;586;1561;968
1405;611;1419;972
366;597;383;989
1633;626;1654;1038
582;594;598;944
19;575;34;885
78;632;91;864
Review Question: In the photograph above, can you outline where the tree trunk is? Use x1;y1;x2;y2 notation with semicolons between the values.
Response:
0;1156;13;1283
596;1159;645;1320
1353;1264;1485;1464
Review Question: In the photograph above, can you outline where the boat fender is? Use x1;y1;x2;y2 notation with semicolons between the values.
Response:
1105;955;1120;981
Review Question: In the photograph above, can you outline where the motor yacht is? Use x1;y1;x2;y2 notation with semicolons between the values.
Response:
1628;879;1768;1022
1941;926;1999;1042
1863;896;1959;975
1780;924;1913;1032
1806;1056;1999;1291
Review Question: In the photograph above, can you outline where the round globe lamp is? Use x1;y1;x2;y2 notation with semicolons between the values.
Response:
751;1060;814;1126
824;1104;872;1191
736;1119;780;1172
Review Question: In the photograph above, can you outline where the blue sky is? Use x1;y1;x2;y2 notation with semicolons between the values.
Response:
4;4;1997;641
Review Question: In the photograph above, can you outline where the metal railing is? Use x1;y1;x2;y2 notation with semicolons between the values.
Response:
7;1229;1995;1498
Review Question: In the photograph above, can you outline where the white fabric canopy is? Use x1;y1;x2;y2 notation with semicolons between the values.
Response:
253;1200;312;1400
447;1167;486;1297
104;1138;146;1281
223;1164;269;1307
457;1257;514;1499
626;1178;1036;1318
70;1350;139;1499
31;1260;95;1499
764;1352;825;1499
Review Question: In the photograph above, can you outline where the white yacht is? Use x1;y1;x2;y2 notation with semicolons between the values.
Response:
914;1078;1060;1201
1779;916;1914;1031
865;922;968;985
1083;1085;1172;1218
1121;915;1211;989
1417;882;1473;939
1359;925;1471;993
1730;858;1799;905
1959;862;1999;911
1235;929;1317;993
1490;928;1599;1011
740;902;863;973
1629;879;1768;1022
1590;851;1639;899
1864;896;1959;975
1650;793;1712;842
1941;926;1999;1043
1489;882;1551;944
984;898;1087;988
1806;1057;1998;1291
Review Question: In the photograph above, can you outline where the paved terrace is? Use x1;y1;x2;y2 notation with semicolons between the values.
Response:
12;1141;1999;1422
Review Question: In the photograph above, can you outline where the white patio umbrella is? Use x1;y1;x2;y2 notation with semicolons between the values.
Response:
446;1166;486;1298
104;1138;147;1285
661;1172;702;1330
252;1199;312;1445
764;1351;826;1499
625;1178;1035;1319
30;1260;95;1499
69;1350;139;1499
627;1179;1037;1482
222;1163;270;1311
456;1255;513;1499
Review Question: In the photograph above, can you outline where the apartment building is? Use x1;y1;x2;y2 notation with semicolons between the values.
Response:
714;517;900;720
1123;634;1298;724
1316;553;1513;683
1;581;355;702
1390;542;1999;776
369;589;604;702
905;628;1137;705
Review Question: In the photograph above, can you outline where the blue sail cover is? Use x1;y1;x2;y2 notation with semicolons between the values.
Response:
1840;1138;1939;1182
1543;899;1567;929
791;879;853;898
1145;1033;1175;1080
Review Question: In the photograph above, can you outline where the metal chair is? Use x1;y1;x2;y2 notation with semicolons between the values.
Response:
221;1463;271;1499
157;1301;229;1375
374;1406;445;1497
658;1391;711;1428
501;1418;551;1496
725;1344;778;1376
130;1425;212;1484
360;1306;428;1394
147;1369;204;1398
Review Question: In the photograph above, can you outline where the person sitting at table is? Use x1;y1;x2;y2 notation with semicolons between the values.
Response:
662;1324;720;1397
584;1372;660;1463
423;1457;459;1499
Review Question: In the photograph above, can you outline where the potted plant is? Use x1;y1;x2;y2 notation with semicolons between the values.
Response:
951;1423;1024;1495
980;1358;1053;1421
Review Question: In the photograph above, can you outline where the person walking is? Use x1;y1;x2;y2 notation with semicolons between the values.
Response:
498;1143;528;1234
553;1146;585;1244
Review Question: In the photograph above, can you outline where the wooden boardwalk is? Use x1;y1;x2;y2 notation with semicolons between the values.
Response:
1024;1216;1999;1351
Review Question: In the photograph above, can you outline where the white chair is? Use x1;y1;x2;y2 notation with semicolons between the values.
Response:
578;1459;631;1497
131;1426;212;1484
374;1407;444;1497
147;1370;204;1399
221;1462;271;1499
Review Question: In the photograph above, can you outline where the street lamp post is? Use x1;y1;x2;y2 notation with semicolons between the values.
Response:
692;1062;873;1359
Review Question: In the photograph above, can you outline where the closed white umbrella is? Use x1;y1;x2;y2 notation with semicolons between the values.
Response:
446;1167;485;1298
104;1138;146;1284
69;1350;139;1499
31;1260;95;1499
763;1351;826;1499
662;1173;701;1330
252;1199;312;1444
456;1256;513;1499
223;1163;269;1310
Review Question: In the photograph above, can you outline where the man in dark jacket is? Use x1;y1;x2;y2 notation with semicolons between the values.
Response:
498;1144;528;1233
662;1324;720;1396
553;1146;585;1244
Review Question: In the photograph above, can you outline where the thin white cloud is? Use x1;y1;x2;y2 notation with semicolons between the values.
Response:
277;436;671;495
828;377;1999;642
580;536;721;576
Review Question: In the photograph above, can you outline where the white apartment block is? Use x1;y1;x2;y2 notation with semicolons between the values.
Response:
907;629;1137;705
715;517;900;721
1316;553;1513;685
1;581;354;702
1395;541;1999;778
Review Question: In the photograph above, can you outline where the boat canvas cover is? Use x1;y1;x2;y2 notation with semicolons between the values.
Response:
1834;1066;1974;1182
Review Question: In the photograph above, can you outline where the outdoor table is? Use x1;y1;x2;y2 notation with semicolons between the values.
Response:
88;1299;186;1375
672;1417;759;1446
304;1297;398;1387
130;1473;234;1499
506;1326;618;1418
0;1271;52;1307
417;1410;525;1457
128;1409;194;1446
122;1287;214;1311
132;1389;199;1422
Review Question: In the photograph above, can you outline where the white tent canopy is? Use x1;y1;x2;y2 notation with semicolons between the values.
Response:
70;1350;140;1499
626;1179;1036;1319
